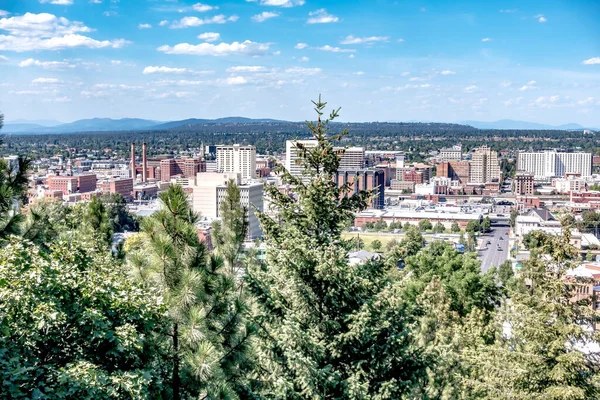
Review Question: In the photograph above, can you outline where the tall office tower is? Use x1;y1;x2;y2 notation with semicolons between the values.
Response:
437;161;470;184
216;144;257;181
470;145;500;184
285;139;318;178
191;172;264;239
517;150;592;180
338;147;365;170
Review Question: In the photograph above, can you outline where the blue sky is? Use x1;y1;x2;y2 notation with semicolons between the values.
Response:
1;0;599;125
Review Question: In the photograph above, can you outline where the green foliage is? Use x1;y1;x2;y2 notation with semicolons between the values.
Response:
418;218;433;232
451;221;461;233
211;179;249;273
509;208;519;228
0;156;31;240
373;219;387;231
0;237;168;399
247;97;427;398
128;184;254;399
433;222;446;233
462;231;600;398
578;210;600;234
370;239;382;252
481;216;491;232
466;219;481;233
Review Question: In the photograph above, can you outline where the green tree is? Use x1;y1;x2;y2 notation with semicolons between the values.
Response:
419;218;433;232
466;220;481;233
386;238;399;252
481;216;491;233
247;97;427;398
371;238;382;252
497;260;514;286
463;230;600;398
100;193;139;232
451;221;461;233
509;208;519;228
433;222;446;233
364;221;374;230
128;185;254;399
85;196;114;246
211;179;249;273
374;219;387;231
0;237;168;399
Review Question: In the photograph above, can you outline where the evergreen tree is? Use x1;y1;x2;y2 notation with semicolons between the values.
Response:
451;222;461;233
419;218;433;232
247;97;427;399
128;185;254;399
463;230;600;399
370;239;382;252
211;179;249;273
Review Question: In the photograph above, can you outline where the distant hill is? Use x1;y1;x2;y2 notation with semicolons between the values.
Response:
152;117;286;130
460;119;597;130
2;118;162;134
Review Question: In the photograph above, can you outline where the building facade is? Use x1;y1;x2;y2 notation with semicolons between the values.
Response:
513;171;535;195
285;139;317;179
517;151;592;180
338;147;365;170
216;144;257;181
438;145;462;161
470;145;500;184
437;161;470;184
334;169;385;209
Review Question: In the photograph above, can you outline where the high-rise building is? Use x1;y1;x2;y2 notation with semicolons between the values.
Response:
470;145;500;184
334;169;385;209
216;144;257;181
285;139;317;178
338;147;365;170
437;161;470;184
513;171;535;195
438;145;462;161
191;172;264;239
517;151;592;180
160;158;204;182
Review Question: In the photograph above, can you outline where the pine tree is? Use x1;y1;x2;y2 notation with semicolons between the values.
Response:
247;97;427;399
463;230;600;399
127;184;254;399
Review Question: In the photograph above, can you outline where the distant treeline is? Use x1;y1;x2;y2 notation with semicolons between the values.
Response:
1;121;598;159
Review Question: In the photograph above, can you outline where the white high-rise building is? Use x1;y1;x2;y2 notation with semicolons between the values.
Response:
285;139;317;178
216;144;257;181
191;172;264;239
338;147;365;170
470;145;500;184
517;151;592;180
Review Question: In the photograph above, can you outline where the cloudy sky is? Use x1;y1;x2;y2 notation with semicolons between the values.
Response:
0;0;599;125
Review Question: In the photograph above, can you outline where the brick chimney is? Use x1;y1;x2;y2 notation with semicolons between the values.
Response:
142;142;148;183
130;142;136;180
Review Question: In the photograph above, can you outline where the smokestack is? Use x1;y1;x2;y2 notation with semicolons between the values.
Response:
130;142;136;180
142;142;148;183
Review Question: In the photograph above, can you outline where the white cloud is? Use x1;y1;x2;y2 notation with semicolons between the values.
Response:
143;66;214;75
582;57;600;65
32;77;61;84
18;58;74;69
157;40;270;56
578;97;596;105
103;11;117;17
534;14;547;23
440;70;456;75
504;97;524;106
226;66;266;72
400;71;410;76
52;96;72;102
254;0;304;7
299;56;309;62
39;0;73;5
499;81;512;87
284;66;321;75
223;76;247;85
0;55;6;61
192;3;218;12
464;85;477;93
307;9;338;24
197;32;220;42
0;11;9;17
317;45;355;53
409;77;425;81
499;9;517;13
340;35;389;45
295;42;308;49
354;71;364;76
0;13;128;51
138;23;152;29
111;59;121;65
89;0;102;3
481;37;492;42
170;14;238;28
252;11;280;22
159;20;169;27
397;38;405;43
348;54;354;59
519;80;537;91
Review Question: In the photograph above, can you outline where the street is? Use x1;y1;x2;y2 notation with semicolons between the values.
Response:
478;225;510;273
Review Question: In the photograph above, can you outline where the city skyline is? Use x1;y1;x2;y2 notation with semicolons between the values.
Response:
1;0;599;125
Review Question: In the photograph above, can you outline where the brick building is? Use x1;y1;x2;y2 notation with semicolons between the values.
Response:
513;171;534;195
160;158;205;182
100;178;133;199
437;161;470;184
334;169;385;209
